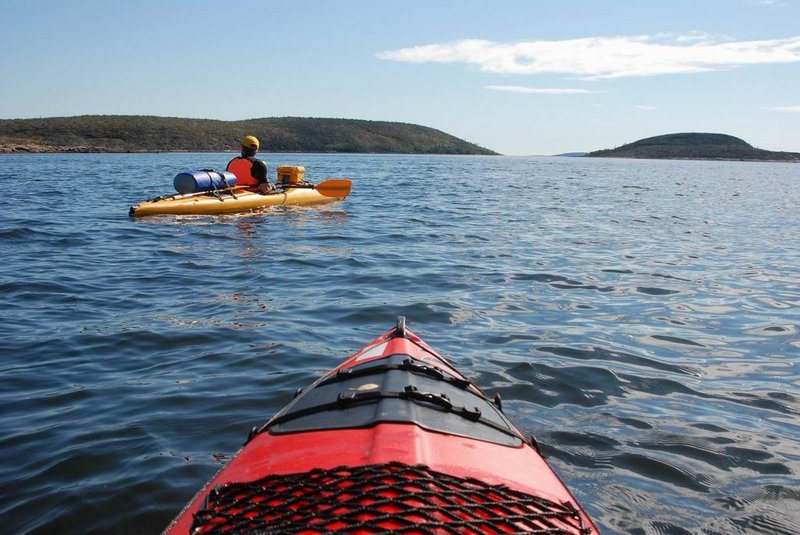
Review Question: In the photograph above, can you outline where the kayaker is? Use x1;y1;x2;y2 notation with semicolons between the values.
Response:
226;135;274;194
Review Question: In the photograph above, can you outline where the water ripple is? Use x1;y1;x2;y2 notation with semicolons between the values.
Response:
1;154;798;534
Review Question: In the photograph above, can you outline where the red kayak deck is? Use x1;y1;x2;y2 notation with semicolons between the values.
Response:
165;320;598;534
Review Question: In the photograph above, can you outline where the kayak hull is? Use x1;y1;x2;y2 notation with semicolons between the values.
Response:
164;321;599;534
129;186;338;217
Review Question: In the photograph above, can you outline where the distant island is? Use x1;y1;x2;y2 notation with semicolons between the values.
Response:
586;133;800;162
0;115;498;155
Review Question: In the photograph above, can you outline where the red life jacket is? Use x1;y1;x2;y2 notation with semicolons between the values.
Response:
226;157;258;187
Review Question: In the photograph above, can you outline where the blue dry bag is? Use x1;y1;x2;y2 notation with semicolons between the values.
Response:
173;169;238;194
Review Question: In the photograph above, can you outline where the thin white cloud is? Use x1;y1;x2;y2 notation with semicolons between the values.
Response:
377;35;800;80
770;105;800;112
674;31;714;43
486;85;599;94
635;105;657;110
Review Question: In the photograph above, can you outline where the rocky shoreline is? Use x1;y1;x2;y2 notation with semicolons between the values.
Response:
2;143;99;153
0;143;152;153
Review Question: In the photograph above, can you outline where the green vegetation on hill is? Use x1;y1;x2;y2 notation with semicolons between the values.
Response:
0;115;497;155
587;133;799;162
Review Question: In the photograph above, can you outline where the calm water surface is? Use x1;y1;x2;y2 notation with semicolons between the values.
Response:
1;153;798;534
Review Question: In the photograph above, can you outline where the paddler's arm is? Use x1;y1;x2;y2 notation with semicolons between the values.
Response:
252;158;274;193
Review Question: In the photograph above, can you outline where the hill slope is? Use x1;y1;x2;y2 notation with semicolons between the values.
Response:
0;115;497;155
587;133;799;162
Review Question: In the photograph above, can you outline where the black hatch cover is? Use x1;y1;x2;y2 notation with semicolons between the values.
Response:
266;354;524;447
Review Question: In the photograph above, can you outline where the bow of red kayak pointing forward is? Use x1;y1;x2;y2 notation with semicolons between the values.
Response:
165;317;599;534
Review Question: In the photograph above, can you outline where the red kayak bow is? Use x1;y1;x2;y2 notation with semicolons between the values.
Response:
165;318;598;534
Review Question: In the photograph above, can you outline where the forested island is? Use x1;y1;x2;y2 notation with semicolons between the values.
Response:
587;133;800;162
0;115;497;155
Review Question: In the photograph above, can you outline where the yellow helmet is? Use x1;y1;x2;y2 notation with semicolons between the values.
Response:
241;135;260;150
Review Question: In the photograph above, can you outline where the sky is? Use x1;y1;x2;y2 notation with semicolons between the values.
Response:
1;0;799;155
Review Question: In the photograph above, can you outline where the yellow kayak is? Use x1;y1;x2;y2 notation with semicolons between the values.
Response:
129;180;352;217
